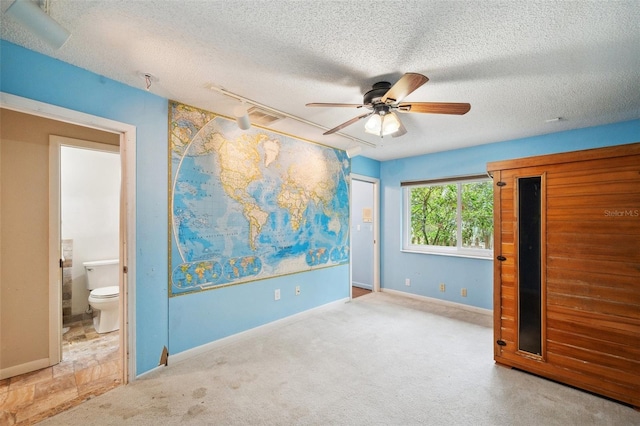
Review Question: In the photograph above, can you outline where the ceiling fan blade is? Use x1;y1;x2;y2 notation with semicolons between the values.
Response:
381;73;429;104
323;112;372;135
306;103;364;108
391;118;407;138
398;102;471;115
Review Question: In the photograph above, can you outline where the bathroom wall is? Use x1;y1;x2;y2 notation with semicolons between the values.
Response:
61;145;120;318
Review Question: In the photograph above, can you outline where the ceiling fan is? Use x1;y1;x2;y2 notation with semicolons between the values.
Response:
306;73;470;138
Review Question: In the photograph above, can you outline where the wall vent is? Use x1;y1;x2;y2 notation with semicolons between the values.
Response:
247;106;285;126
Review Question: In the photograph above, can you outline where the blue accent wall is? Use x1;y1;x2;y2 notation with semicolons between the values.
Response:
352;155;380;178
169;265;348;354
380;120;640;309
1;41;349;375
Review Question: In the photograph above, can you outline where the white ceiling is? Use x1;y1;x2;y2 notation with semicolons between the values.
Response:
2;0;639;161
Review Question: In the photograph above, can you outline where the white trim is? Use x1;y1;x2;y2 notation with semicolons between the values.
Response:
350;174;380;294
120;131;136;383
48;139;62;366
134;364;165;379
401;178;494;258
1;93;128;134
54;136;120;153
50;136;121;371
381;288;493;316
400;248;494;260
0;358;51;380
1;92;137;382
169;298;349;366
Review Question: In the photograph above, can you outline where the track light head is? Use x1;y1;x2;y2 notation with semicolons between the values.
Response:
6;0;71;49
234;104;251;130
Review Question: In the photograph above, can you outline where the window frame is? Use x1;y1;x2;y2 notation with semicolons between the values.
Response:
401;174;494;259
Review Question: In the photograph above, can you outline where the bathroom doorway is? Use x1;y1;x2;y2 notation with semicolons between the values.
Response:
54;137;123;392
1;94;136;422
58;139;121;362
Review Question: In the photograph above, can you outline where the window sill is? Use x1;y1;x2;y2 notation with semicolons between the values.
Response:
401;248;494;260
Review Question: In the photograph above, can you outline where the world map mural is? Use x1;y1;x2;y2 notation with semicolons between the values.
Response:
169;102;350;296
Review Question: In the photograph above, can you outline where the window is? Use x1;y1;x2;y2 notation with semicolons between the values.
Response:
402;175;493;258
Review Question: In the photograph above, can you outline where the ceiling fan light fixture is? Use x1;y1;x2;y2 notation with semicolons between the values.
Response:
364;113;382;135
6;0;71;49
382;112;401;135
365;111;401;137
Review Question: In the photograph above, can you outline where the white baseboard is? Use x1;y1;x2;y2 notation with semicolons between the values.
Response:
1;358;51;380
169;297;349;366
381;288;493;316
135;364;165;380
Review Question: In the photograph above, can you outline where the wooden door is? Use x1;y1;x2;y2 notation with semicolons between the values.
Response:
492;168;547;368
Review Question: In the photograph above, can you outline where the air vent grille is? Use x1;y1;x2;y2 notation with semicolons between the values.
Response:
247;106;285;126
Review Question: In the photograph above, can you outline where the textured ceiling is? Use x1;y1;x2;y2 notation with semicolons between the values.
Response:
1;0;639;161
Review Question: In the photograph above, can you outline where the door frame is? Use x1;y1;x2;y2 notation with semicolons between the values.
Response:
1;92;137;382
350;173;380;297
50;137;120;363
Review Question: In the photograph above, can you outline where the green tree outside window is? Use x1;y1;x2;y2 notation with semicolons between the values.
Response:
407;179;493;253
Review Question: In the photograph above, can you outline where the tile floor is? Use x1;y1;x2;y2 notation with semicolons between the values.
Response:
0;318;121;425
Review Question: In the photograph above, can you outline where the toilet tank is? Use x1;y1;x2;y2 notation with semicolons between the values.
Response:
83;259;119;290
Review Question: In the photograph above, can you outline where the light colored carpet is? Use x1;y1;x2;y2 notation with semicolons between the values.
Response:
41;292;639;425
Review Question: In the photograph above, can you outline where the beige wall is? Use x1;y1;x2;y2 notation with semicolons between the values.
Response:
0;108;119;373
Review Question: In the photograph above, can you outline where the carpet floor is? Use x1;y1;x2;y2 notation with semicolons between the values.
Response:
40;292;639;425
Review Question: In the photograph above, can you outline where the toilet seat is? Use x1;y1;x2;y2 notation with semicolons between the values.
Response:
90;285;119;299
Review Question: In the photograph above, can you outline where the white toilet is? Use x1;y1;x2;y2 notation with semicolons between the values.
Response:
83;259;120;334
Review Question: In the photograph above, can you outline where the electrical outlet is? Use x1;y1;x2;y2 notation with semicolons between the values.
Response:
439;283;446;292
295;285;300;295
461;288;467;297
405;278;411;286
274;289;280;300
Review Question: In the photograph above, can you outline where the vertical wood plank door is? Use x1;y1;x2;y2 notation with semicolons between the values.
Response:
488;142;640;408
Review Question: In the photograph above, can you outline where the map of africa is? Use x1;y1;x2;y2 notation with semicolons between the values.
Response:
169;102;350;296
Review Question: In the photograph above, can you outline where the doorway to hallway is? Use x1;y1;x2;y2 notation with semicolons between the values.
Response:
350;175;380;298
